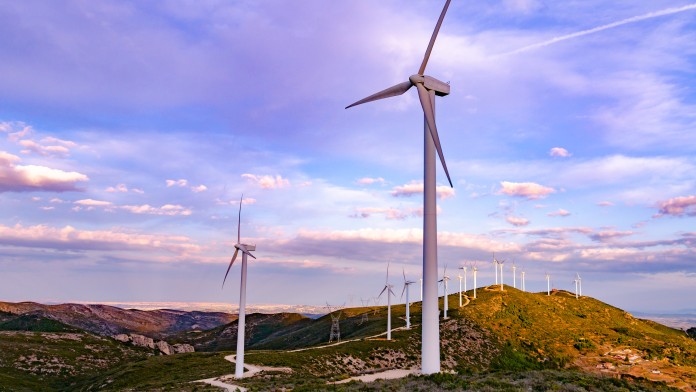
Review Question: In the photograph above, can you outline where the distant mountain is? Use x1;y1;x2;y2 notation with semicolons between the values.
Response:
0;301;236;338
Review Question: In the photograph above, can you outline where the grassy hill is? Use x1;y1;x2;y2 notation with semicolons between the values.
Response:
2;288;694;391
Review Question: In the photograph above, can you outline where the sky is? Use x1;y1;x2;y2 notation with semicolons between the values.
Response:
1;0;695;314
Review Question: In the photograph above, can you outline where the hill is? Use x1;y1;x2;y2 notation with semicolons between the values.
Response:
0;301;235;338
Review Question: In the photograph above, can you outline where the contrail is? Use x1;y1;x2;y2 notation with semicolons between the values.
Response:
497;3;696;57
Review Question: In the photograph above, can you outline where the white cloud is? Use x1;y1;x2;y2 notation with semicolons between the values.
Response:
547;209;571;217
106;183;129;193
391;181;455;199
0;151;88;193
356;177;385;185
498;181;555;200
166;179;188;187
121;204;192;216
549;147;571;158
597;201;614;207
0;121;32;142
191;184;207;193
242;174;290;189
74;199;112;207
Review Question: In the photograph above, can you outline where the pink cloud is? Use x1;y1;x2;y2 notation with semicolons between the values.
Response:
589;230;635;243
242;174;290;189
549;147;571;158
391;182;455;199
356;177;384;185
498;181;555;200
121;204;192;216
547;209;571;217
654;195;696;217
0;151;88;193
597;201;614;207
506;216;530;226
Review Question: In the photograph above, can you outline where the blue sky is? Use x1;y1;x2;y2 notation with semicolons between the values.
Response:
1;0;695;313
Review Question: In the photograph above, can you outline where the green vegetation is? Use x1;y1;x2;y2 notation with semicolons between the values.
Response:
0;314;80;333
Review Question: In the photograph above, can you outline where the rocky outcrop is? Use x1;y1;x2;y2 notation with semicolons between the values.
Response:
113;333;193;355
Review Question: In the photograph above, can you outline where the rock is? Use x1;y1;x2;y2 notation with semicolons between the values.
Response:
156;340;174;355
113;334;130;343
173;343;195;353
130;334;155;349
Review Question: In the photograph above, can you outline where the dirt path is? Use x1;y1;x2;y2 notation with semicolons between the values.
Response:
330;368;420;384
288;324;414;353
194;354;291;391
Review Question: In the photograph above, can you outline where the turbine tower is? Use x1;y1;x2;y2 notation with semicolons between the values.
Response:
420;277;423;302
378;262;396;340
473;263;478;299
402;268;416;329
573;276;579;299
346;0;454;374
512;261;517;289
493;253;499;285
221;195;257;379
439;265;450;319
521;270;526;292
458;265;467;307
577;273;582;296
546;272;551;296
498;259;506;291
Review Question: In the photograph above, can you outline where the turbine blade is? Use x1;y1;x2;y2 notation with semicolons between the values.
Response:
386;261;390;283
378;285;388;299
416;83;453;187
401;284;407;299
345;81;412;109
417;0;453;75
403;267;406;283
237;194;243;243
222;249;239;288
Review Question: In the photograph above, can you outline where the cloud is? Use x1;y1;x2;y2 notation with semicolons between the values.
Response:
120;204;192;216
654;195;696;218
166;179;188;187
356;177;385;185
549;147;571;158
0;223;199;255
547;209;571;217
390;182;455;199
75;199;113;207
498;181;555;200
597;201;614;207
506;216;530;227
0;151;88;193
191;184;207;193
0;121;32;142
106;183;143;194
350;206;440;220
589;230;635;243
242;174;290;189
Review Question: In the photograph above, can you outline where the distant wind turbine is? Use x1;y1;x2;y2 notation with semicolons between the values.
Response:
439;265;450;319
493;253;499;285
402;268;416;330
346;0;454;374
378;262;396;340
546;272;551;296
221;195;257;379
473;263;478;299
512;261;517;289
577;273;582;296
498;259;506;291
521;269;526;292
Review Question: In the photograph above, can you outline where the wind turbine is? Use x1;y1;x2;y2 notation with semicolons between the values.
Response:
458;265;468;307
512;261;517;289
577;273;582;296
420;277;423;302
221;195;257;379
402;268;416;329
521;269;526;292
378;262;396;340
573;275;579;299
438;265;450;319
545;272;551;296
493;253;499;285
346;0;454;374
473;262;478;299
498;259;506;291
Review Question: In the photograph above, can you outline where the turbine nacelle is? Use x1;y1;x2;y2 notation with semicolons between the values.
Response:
409;74;450;96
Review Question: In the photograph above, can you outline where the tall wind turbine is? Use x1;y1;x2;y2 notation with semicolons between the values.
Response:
222;195;257;379
521;269;526;292
573;275;579;299
493;253;499;285
577;273;582;296
402;268;416;329
473;263;478;299
378;262;396;340
346;0;454;374
438;265;450;319
545;272;551;296
458;265;468;307
498;259;506;291
420;277;423;302
512;261;517;289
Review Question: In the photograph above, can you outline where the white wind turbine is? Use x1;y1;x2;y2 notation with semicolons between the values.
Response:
346;0;455;373
438;265;450;319
498;259;506;291
493;253;499;285
545;272;551;296
222;195;257;379
512;261;517;289
473;262;478;299
577;273;582;296
420;277;423;302
378;262;396;340
521;269;526;292
402;268;416;329
573;275;579;299
457;265;467;307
